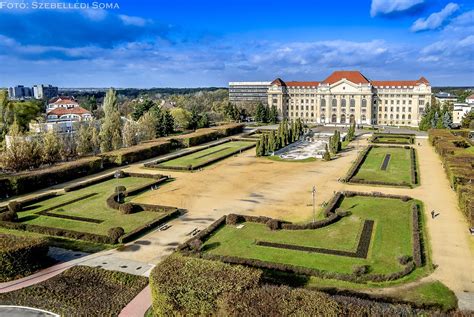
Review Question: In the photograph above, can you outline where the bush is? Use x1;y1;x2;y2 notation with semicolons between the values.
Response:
353;265;370;276
114;170;126;178
108;227;125;243
226;213;241;225
115;185;126;193
0;211;18;222
0;234;49;282
119;203;134;215
7;201;22;213
149;254;262;316
266;219;280;230
218;285;343;316
335;209;351;217
189;239;203;252
399;255;412;265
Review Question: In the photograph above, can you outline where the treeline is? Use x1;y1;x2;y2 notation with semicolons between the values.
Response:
419;102;452;131
256;119;304;156
254;102;279;124
0;89;175;172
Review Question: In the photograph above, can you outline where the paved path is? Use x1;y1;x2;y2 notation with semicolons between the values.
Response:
118;285;152;317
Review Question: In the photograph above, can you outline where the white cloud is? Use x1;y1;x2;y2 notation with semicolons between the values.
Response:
370;0;424;17
411;2;459;32
119;14;149;27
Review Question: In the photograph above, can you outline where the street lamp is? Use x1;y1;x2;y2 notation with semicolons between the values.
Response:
312;185;316;223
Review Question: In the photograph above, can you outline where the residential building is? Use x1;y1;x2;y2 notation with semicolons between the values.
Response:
466;94;474;105
228;81;271;104
46;96;92;122
8;85;33;100
434;92;458;104
33;84;59;100
452;103;473;126
264;70;431;127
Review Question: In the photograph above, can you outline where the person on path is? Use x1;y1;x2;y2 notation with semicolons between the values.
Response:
431;210;435;219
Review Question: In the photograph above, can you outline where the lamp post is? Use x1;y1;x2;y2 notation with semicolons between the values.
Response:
312;185;316;223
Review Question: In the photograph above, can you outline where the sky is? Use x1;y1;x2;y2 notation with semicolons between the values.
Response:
0;0;473;87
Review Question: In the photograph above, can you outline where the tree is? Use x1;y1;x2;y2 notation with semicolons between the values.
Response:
461;110;474;129
255;102;267;123
100;89;122;152
170;107;191;130
164;110;175;135
347;121;356;141
91;125;101;155
138;112;157;141
81;96;98;112
269;105;279;124
256;138;264;157
323;143;331;161
76;123;93;156
0;122;41;171
122;120;140;147
131;100;155;121
442;111;452;129
41;130;62;165
197;113;210;129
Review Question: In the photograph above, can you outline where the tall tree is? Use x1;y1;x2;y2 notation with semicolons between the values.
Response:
122;120;140;147
100;88;122;152
269;105;279;124
41;130;62;165
138;112;157;141
0;122;41;171
323;143;331;161
76;123;93;156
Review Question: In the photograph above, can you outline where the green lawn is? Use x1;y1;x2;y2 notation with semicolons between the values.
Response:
15;177;166;235
203;196;417;276
352;146;414;185
392;281;457;311
158;141;254;168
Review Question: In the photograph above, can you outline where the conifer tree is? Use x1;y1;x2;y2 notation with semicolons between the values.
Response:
323;143;331;161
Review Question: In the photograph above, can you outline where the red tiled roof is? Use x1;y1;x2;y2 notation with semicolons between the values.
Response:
286;81;320;87
466;94;474;99
47;106;91;116
371;77;430;87
322;71;370;84
271;78;286;86
48;96;77;104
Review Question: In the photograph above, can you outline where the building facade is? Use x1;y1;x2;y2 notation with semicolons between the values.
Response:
46;96;92;122
8;85;33;100
229;81;271;104
264;71;431;126
452;103;473;126
33;84;59;100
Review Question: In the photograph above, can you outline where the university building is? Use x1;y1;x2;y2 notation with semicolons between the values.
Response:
230;71;432;127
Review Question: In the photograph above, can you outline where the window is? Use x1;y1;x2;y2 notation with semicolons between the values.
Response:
341;99;346;107
362;99;367;108
350;99;355;107
332;99;337;107
321;99;326;107
408;114;411;119
379;107;382;111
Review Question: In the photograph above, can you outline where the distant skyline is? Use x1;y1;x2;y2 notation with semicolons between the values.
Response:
0;0;473;87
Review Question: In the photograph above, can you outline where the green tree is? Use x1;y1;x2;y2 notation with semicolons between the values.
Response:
138;112;157;141
164;110;175;135
197;113;210;129
122;120;140;147
461;110;474;129
100;88;122;152
269;105;279;124
81;96;98;112
323;143;331;161
131;100;155;121
0;122;41;171
76;123;93;156
254;102;266;123
256;137;264;157
170;107;191;130
41;130;63;165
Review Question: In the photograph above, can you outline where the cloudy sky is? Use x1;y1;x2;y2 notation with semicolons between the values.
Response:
0;0;473;87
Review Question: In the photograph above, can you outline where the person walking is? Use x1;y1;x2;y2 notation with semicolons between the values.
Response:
431;210;435;219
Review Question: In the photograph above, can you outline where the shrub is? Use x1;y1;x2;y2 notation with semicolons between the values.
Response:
108;227;125;243
218;285;343;316
114;170;126;178
0;234;49;282
149;254;261;316
189;239;203;252
266;219;280;230
115;185;126;193
119;203;134;215
226;213;241;225
7;201;22;213
335;209;351;217
0;211;18;222
399;255;412;265
353;265;370;276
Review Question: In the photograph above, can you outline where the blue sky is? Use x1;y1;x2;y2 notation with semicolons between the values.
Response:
0;0;473;87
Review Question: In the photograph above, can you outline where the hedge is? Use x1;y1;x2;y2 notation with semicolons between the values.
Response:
118;209;181;243
171;129;221;148
371;133;415;144
99;140;172;166
218;284;343;316
0;266;148;316
429;129;474;228
412;205;423;267
343;145;418;187
149;254;262;316
178;215;227;251
0;234;50;282
0;221;115;244
0;157;104;198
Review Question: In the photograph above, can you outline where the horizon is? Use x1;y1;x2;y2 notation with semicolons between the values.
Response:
0;0;473;87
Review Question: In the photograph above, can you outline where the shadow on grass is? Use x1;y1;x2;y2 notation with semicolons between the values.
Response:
200;242;221;252
18;215;39;222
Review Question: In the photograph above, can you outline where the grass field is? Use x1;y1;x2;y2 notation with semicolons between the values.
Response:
13;177;166;235
202;196;418;276
352;147;413;185
157;141;254;169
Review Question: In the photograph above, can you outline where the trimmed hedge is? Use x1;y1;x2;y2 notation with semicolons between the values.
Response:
0;221;114;244
0;266;148;316
412;205;423;267
371;133;415;144
429;129;474;228
0;157;104;198
218;284;343;316
0;234;50;282
64;173;115;192
149;254;261;316
178;216;227;251
344;145;418;187
99;140;172;166
118;209;181;243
